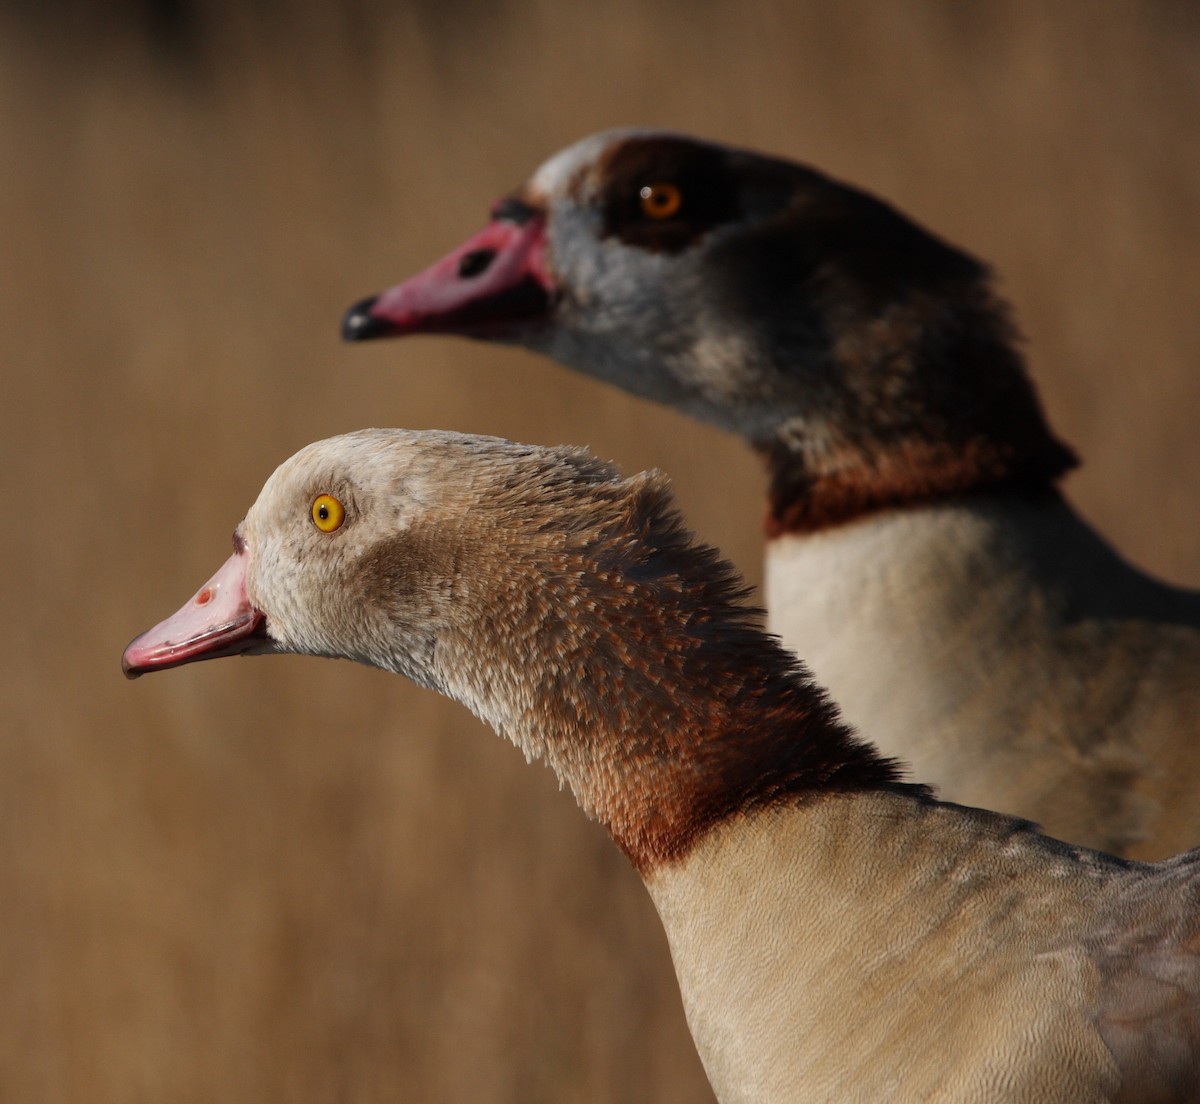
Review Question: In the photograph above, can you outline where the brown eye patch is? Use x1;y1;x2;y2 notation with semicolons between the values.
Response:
596;137;742;254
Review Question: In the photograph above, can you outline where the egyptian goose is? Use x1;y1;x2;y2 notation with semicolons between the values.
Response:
124;429;1200;1102
342;130;1200;858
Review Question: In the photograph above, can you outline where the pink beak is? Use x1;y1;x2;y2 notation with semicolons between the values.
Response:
342;204;554;341
122;542;269;679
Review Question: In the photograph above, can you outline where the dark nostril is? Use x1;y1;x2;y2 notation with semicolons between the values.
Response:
458;249;495;279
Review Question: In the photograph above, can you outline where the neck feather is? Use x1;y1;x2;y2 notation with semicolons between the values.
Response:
759;295;1078;537
435;471;918;874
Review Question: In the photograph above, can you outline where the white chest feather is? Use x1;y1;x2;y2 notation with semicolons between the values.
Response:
764;497;1200;858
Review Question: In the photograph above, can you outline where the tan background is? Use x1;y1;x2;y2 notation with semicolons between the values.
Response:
3;2;1198;1101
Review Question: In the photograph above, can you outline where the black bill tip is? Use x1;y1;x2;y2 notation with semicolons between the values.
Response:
342;295;398;342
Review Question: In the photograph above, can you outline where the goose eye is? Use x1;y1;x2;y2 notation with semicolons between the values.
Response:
311;494;345;533
639;182;683;220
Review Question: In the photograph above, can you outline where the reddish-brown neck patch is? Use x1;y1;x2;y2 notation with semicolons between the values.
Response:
600;656;919;876
761;430;1076;538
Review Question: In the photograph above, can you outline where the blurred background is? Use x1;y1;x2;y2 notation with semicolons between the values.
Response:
3;1;1198;1100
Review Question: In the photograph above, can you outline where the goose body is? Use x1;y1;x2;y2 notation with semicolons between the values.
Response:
344;129;1200;858
125;429;1200;1102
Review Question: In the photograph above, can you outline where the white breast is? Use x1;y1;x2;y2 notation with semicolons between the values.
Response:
765;494;1200;858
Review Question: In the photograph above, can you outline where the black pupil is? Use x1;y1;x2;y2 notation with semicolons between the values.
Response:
319;504;329;520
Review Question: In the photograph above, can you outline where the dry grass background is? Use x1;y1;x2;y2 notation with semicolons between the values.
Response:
2;2;1198;1101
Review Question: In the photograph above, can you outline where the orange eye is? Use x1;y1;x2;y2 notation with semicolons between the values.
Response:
639;182;683;220
311;494;345;533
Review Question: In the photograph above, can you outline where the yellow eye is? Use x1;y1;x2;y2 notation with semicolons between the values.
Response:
311;494;345;533
639;182;683;220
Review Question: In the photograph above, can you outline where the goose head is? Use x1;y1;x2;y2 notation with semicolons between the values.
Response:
347;128;890;436
123;430;625;700
344;129;1076;530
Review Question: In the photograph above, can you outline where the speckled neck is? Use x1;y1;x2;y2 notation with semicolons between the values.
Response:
390;470;917;873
